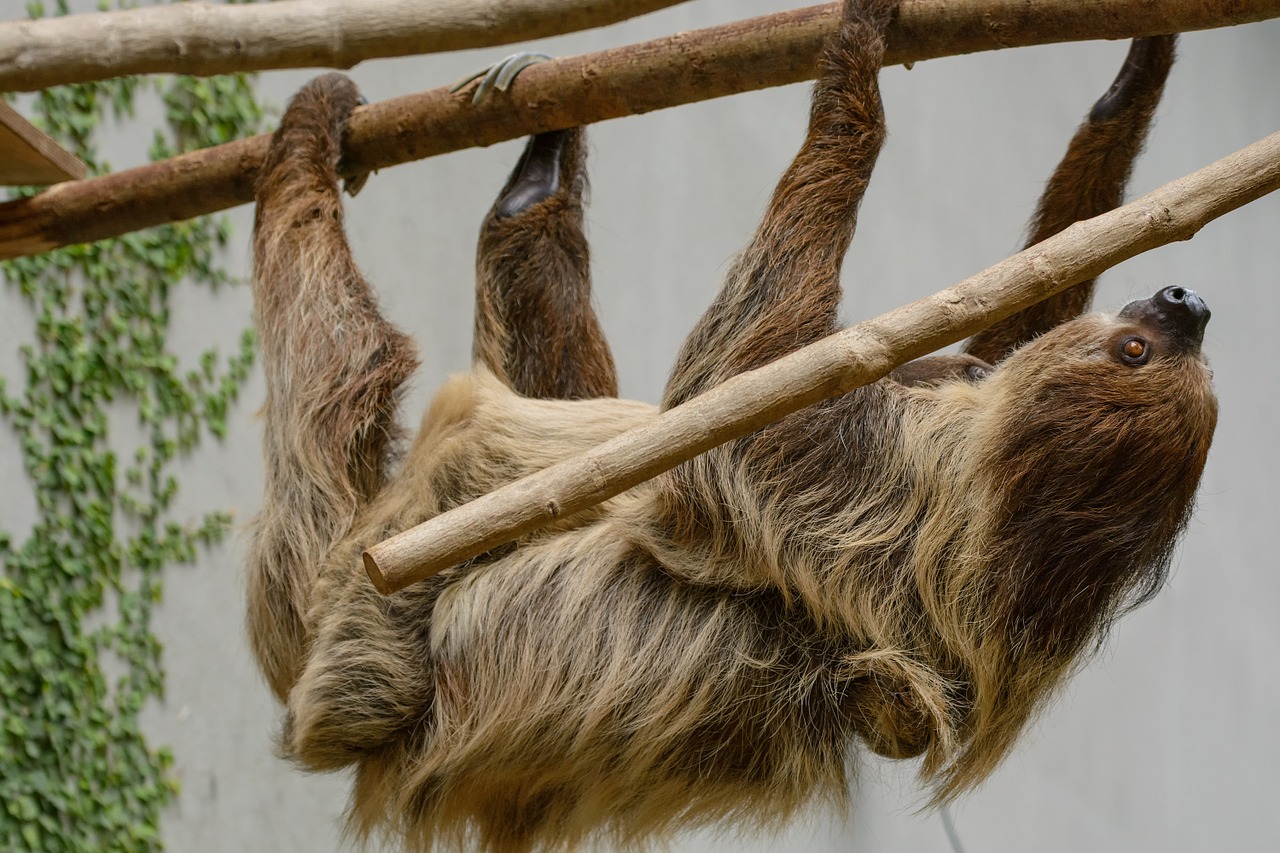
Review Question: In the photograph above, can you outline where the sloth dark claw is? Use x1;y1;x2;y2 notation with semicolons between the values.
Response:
453;52;564;216
1090;35;1176;122
495;130;572;218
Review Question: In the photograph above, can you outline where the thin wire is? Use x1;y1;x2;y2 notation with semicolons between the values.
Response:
940;804;968;853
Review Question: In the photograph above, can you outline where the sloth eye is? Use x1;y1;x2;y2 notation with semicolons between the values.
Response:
1119;336;1150;366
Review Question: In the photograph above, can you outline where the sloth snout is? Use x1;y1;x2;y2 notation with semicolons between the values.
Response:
1154;285;1211;348
1120;286;1211;352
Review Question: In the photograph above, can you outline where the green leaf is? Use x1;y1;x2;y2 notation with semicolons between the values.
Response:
0;3;264;848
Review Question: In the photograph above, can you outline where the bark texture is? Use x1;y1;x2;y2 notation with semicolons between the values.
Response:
2;0;1278;260
0;0;694;92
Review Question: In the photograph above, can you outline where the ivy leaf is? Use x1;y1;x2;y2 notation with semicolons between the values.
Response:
0;2;263;849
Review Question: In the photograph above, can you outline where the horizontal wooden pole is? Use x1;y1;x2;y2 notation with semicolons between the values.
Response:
2;0;1278;261
0;0;694;93
363;129;1280;595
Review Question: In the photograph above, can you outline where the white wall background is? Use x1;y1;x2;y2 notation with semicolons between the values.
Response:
3;1;1278;851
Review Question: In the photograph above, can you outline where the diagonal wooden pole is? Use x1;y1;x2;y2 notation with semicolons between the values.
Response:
362;129;1280;595
2;0;1278;261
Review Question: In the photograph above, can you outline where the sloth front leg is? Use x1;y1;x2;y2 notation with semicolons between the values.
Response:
246;74;442;773
662;0;897;409
247;73;418;704
473;127;618;400
965;35;1176;363
649;0;899;580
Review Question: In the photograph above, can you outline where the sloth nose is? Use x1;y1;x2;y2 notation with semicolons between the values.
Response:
1152;285;1211;346
1119;286;1211;352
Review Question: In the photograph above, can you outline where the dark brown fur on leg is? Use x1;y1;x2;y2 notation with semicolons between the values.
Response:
662;0;897;409
247;74;442;785
965;36;1176;363
474;129;618;400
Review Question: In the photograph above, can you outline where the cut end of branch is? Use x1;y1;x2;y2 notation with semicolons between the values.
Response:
362;549;394;595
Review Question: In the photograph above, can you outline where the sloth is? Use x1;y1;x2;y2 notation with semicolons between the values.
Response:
245;1;1216;850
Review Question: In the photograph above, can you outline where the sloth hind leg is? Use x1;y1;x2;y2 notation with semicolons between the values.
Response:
474;128;619;401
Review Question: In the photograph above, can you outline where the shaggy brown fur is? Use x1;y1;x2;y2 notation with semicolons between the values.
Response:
246;2;1215;850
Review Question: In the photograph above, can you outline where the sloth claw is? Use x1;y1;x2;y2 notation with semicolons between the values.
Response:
495;129;577;218
1089;35;1175;123
450;52;553;105
343;94;372;197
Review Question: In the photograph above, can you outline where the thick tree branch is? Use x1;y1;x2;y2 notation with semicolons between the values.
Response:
0;0;694;93
363;129;1280;595
1;0;1277;261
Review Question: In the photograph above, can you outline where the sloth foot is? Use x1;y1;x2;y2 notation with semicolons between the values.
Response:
450;52;552;105
890;354;991;388
1089;35;1175;122
495;129;578;218
452;52;564;215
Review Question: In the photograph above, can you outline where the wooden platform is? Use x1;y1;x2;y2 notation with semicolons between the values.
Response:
0;100;86;186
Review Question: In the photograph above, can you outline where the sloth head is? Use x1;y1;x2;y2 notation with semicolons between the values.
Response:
972;286;1218;658
912;287;1220;797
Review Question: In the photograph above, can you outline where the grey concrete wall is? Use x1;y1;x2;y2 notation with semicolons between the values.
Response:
4;1;1278;851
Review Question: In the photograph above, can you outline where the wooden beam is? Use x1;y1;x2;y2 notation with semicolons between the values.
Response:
362;129;1280;594
0;0;695;93
1;0;1278;260
0;101;86;186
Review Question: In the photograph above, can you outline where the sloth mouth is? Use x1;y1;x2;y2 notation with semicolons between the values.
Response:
1118;286;1210;353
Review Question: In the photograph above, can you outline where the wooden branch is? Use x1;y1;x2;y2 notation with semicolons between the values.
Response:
3;0;1278;261
0;0;694;93
363;129;1280;595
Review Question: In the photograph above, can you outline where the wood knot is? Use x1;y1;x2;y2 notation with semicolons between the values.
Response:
1144;205;1173;228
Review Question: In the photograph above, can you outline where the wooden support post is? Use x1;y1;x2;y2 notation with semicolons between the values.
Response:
0;101;85;186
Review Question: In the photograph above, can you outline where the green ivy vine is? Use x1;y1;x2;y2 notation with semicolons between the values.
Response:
0;2;264;849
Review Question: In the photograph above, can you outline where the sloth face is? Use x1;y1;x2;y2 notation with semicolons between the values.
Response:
989;286;1215;397
1115;285;1212;361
